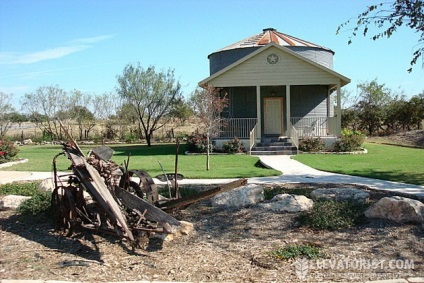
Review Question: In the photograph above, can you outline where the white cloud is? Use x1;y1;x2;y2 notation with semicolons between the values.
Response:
0;45;89;65
70;34;115;44
0;34;114;65
0;85;30;94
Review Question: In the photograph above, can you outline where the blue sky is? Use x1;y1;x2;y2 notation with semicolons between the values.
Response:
1;0;423;109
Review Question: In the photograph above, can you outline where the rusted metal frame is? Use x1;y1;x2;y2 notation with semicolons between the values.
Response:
173;139;181;199
127;170;159;204
52;151;66;190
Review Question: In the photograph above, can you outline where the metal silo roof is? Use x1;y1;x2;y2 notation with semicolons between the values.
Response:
214;27;334;54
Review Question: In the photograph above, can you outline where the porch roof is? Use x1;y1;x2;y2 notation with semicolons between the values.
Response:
199;42;350;88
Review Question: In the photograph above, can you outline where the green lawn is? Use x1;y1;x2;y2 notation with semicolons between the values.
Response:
292;143;424;185
1;143;281;179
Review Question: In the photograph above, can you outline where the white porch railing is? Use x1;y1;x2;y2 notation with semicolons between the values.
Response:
290;116;337;137
218;116;337;140
220;118;257;138
249;122;258;155
288;122;299;151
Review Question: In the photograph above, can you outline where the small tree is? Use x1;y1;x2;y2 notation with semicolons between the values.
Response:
22;85;69;140
0;92;14;138
92;92;121;141
190;85;228;170
117;63;182;146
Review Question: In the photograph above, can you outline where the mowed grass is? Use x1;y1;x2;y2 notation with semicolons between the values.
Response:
292;143;424;185
1;143;281;179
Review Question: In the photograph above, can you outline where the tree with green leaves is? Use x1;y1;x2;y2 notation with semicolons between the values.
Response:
409;91;424;129
168;96;194;124
8;112;27;128
117;63;182;146
384;95;410;132
353;79;393;135
337;0;424;72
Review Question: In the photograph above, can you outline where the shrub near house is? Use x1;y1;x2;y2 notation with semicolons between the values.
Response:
0;140;19;164
299;129;365;153
334;129;366;152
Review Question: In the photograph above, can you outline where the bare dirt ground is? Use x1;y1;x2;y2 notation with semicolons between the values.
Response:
1;183;423;283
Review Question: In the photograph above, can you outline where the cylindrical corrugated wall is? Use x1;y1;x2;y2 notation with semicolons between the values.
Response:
208;28;334;75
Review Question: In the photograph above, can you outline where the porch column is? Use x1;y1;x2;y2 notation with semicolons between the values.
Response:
286;85;291;136
327;88;331;135
256;85;261;141
336;82;342;137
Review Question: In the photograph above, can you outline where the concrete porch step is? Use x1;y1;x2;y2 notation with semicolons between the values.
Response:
256;142;293;147
250;136;297;155
250;150;298;156
252;145;297;151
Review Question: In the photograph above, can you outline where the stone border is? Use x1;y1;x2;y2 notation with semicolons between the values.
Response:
184;151;245;156
0;159;28;169
300;148;368;155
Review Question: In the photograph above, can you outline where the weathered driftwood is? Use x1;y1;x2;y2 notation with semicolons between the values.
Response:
159;178;248;210
114;186;180;232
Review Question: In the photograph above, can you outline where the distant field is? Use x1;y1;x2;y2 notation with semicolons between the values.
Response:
5;120;198;142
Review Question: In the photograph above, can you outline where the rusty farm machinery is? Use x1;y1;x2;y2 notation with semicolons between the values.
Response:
50;127;246;246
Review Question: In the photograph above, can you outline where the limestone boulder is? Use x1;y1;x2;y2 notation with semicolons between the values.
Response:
365;196;424;224
211;184;264;209
151;220;195;242
0;195;31;210
259;194;313;212
310;188;369;204
38;178;55;192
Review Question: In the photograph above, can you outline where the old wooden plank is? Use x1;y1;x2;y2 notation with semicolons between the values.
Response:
81;161;135;241
114;186;181;230
159;178;248;210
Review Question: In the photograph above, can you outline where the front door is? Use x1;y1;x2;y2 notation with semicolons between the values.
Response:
264;97;284;135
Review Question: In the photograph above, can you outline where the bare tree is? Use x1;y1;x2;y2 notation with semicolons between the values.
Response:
66;90;97;140
92;92;122;141
190;85;228;170
117;63;182;146
0;92;14;138
22;85;69;140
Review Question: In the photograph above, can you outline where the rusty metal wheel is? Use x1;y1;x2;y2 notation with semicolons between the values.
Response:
51;186;77;237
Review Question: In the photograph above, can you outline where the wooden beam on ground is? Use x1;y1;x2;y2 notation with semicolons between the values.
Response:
159;178;248;211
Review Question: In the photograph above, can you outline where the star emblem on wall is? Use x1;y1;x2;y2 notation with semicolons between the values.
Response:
267;53;279;64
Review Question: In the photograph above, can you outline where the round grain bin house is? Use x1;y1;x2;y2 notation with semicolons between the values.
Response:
199;28;351;155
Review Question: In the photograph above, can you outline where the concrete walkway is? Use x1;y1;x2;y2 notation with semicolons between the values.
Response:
1;155;424;198
254;155;424;198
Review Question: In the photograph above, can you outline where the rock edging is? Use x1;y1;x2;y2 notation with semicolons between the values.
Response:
0;159;28;169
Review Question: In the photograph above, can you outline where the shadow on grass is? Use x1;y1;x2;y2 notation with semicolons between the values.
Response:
345;169;424;186
111;143;187;157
